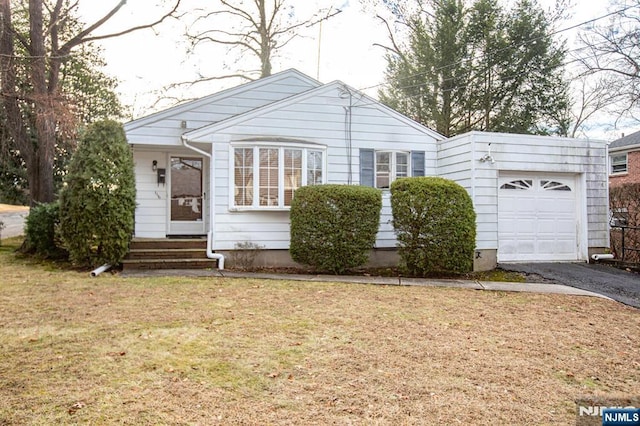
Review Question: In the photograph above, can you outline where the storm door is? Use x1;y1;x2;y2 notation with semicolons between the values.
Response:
169;156;205;235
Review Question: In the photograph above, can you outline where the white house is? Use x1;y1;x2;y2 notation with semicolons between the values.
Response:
124;69;609;271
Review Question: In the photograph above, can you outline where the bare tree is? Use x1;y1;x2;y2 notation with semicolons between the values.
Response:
568;74;622;137
574;0;640;125
0;0;181;205
184;0;341;84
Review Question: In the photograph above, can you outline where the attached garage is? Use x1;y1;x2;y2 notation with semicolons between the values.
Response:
498;172;580;262
437;131;608;270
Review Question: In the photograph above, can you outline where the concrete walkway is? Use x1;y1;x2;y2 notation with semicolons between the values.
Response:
121;269;612;301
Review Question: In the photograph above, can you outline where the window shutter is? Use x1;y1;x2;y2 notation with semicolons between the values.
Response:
411;151;425;177
360;149;374;187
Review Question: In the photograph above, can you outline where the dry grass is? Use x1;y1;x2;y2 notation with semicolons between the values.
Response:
0;240;638;425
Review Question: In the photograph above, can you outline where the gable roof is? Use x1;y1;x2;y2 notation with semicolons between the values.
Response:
184;80;444;142
609;129;640;152
124;69;321;131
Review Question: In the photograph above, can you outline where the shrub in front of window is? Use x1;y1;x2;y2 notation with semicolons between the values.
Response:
23;201;67;259
391;177;476;275
290;184;382;274
59;120;136;267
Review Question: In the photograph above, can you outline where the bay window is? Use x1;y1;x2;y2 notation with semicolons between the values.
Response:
232;144;325;209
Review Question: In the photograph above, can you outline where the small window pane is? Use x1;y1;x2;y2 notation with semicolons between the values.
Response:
307;150;323;185
500;179;532;190
396;152;409;178
284;149;302;206
259;148;279;206
376;152;391;189
234;149;253;206
541;180;571;191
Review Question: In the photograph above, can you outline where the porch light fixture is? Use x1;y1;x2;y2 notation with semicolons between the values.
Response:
152;160;158;171
479;143;495;164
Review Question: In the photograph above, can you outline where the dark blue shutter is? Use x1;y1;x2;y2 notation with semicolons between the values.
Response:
411;151;425;177
360;149;374;187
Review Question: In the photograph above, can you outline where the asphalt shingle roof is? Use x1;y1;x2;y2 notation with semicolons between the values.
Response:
610;129;640;150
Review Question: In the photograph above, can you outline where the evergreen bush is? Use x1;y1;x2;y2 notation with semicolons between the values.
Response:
59;120;136;267
391;177;476;275
24;201;66;258
290;184;382;274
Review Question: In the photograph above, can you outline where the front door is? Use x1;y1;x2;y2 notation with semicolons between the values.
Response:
169;156;205;235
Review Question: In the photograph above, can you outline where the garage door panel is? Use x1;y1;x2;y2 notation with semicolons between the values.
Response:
538;199;574;213
517;241;536;254
538;240;574;254
517;220;537;233
498;174;578;262
536;219;558;233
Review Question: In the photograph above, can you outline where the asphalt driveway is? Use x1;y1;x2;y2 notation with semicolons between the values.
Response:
500;262;640;309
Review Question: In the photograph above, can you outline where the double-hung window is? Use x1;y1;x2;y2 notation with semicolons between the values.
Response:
360;149;425;188
232;144;325;209
610;153;628;174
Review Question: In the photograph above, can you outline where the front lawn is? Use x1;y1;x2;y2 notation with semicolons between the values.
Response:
0;239;638;424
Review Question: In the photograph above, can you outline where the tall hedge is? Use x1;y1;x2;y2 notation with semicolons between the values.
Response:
59;120;136;267
290;184;382;274
391;177;476;275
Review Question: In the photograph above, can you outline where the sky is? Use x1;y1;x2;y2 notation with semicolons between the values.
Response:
77;0;637;140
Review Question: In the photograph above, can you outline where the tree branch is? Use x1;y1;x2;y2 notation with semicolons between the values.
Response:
60;0;182;53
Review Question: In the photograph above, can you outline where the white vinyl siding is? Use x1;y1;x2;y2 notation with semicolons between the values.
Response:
125;71;320;146
201;83;439;250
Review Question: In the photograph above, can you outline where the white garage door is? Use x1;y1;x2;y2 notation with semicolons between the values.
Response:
498;173;579;262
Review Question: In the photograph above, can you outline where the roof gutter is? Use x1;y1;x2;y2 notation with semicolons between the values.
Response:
180;135;225;270
608;142;640;153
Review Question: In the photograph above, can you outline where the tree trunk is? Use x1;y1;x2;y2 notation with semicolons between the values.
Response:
28;0;56;203
257;0;271;78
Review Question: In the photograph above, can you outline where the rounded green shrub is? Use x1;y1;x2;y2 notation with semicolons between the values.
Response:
390;177;476;275
290;184;382;274
59;120;136;267
24;201;67;259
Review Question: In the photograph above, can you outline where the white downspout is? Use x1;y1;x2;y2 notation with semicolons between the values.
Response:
90;263;111;277
181;135;225;270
